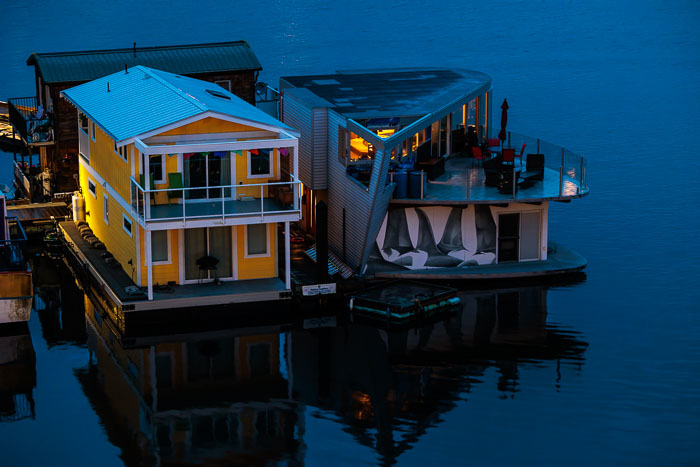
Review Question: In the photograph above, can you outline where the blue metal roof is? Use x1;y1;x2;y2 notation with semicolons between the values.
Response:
62;66;292;143
27;41;262;84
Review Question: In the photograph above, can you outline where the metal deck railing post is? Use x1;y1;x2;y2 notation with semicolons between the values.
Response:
260;184;264;220
559;148;564;197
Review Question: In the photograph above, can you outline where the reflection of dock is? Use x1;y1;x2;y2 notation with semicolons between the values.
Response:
0;326;36;423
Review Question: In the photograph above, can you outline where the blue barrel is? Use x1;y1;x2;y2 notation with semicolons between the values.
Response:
393;170;408;198
409;171;423;198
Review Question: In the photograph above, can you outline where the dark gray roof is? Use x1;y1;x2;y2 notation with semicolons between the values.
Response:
280;68;491;120
28;41;262;84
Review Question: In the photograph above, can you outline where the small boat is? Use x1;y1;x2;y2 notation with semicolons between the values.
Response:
0;195;32;325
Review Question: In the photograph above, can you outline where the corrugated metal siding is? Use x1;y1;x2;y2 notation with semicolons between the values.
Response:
29;41;261;84
311;107;328;190
325;110;373;270
282;94;314;187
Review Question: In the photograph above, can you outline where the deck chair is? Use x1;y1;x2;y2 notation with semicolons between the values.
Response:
167;172;183;206
139;174;156;204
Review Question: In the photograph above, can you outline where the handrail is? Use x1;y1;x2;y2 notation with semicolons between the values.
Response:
130;177;301;223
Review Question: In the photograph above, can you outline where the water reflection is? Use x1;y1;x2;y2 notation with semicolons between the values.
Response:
79;283;586;465
82;302;304;465
33;254;86;347
0;325;36;423
291;287;587;464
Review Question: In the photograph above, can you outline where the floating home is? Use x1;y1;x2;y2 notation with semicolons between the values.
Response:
60;66;300;312
8;41;262;197
280;69;588;279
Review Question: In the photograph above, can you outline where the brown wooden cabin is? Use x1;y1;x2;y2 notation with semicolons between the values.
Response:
8;41;262;196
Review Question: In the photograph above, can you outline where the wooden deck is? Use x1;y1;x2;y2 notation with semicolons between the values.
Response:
391;156;588;205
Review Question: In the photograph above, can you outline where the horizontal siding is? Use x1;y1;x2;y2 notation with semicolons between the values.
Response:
311;107;328;189
80;165;138;283
158;117;260;135
325;110;372;270
282;94;314;188
88;123;131;204
237;223;277;280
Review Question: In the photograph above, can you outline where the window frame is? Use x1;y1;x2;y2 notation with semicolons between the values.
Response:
114;142;128;163
244;223;270;258
122;213;133;237
247;149;274;179
149;154;166;184
87;178;97;198
103;194;109;225
215;79;231;91
148;229;172;265
90;121;96;142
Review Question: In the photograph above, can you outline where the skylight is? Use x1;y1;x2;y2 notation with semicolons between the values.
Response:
206;88;231;100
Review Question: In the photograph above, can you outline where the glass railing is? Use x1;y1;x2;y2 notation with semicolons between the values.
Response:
8;97;54;145
390;130;588;202
130;178;301;223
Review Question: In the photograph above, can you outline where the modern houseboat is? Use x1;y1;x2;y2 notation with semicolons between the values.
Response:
279;68;588;279
0;195;32;325
60;65;300;315
7;41;262;198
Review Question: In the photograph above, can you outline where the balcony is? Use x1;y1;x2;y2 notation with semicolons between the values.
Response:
7;97;55;146
130;178;301;227
389;131;588;204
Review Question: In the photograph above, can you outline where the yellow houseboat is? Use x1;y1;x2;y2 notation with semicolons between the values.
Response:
60;66;300;314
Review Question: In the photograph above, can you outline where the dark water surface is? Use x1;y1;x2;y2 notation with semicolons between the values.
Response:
1;1;699;465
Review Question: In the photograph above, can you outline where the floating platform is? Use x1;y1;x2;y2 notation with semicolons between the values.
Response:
367;242;586;280
59;221;291;330
348;280;460;322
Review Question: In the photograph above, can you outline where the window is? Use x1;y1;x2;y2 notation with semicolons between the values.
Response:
87;179;97;198
90;121;96;141
245;223;269;257
122;214;133;237
248;149;272;178
151;230;169;263
103;194;109;225
115;143;128;162
338;126;348;165
79;112;88;132
149;154;165;184
214;80;231;91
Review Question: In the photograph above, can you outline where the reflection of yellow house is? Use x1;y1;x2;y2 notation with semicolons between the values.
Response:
83;299;303;464
62;66;300;305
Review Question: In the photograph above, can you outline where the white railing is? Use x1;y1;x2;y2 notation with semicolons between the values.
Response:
130;178;301;224
78;128;90;160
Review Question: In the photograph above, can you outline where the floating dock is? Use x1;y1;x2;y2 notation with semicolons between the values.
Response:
348;280;460;323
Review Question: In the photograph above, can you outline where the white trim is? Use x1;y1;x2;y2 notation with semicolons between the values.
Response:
122;213;133;237
284;221;290;289
247;148;274;179
79;157;133;216
135;223;141;285
137;136;297;156
103;194;109;225
130;146;135;179
145;230;153;300
147;229;172;266
120;111;297;147
244;223;270;258
87;178;97;198
178;229;185;285
232;225;238;280
142;211;301;231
